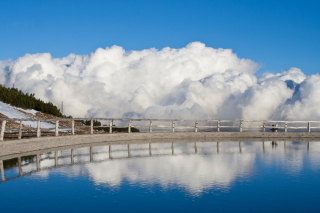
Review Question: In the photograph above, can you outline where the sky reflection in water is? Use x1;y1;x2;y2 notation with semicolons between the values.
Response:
1;141;320;212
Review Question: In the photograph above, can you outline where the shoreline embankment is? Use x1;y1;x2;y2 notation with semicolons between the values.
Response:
1;132;320;159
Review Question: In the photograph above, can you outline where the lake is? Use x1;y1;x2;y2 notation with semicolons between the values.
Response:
1;140;320;212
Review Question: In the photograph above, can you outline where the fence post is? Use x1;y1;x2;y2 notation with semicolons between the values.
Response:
149;120;152;133
284;122;287;133
18;120;23;139
0;120;6;141
128;120;131;133
195;121;198;132
90;119;93;134
263;122;266;132
37;120;41;137
109;120;113;134
275;124;278;133
172;121;175;132
217;120;220;132
308;122;311;133
239;120;243;132
55;120;59;136
71;120;75;135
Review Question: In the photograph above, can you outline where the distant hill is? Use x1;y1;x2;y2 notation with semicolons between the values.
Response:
0;85;63;117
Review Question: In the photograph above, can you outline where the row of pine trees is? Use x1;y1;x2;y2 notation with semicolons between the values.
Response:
0;85;63;117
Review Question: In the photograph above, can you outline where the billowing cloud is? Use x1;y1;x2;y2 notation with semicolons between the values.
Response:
0;42;319;120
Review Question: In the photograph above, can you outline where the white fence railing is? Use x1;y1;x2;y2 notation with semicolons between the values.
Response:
1;118;320;141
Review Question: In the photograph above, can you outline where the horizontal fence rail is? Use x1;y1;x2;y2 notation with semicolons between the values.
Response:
0;118;320;141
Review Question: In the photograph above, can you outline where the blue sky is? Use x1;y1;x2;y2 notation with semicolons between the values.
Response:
0;0;319;75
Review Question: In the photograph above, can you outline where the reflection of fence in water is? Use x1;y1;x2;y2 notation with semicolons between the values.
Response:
0;141;315;182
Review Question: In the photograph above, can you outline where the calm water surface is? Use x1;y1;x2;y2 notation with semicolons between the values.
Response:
1;140;320;212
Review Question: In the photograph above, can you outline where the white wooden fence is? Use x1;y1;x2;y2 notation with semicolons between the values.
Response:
1;118;320;141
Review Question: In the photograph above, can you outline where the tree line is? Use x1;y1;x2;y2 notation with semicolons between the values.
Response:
0;85;63;117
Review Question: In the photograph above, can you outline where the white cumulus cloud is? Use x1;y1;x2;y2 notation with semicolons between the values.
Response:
0;42;319;120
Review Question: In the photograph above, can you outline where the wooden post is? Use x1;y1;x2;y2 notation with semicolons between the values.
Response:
0;160;5;181
18;120;23;139
37;120;41;137
128;120;131;133
263;122;266;132
0;120;6;141
217;120;220;132
149;120;152;133
275;124;278;133
90;119;93;134
308;122;311;133
109;120;113;134
55;120;59;136
172;121;175;132
71;120;75;135
284;122;287;133
239;120;243;132
195;121;198;132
